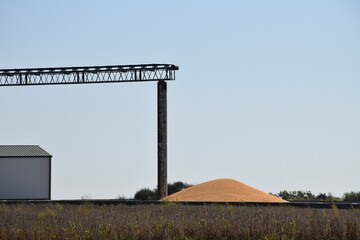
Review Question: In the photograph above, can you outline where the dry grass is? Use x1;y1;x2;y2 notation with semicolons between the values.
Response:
0;203;359;239
162;178;288;203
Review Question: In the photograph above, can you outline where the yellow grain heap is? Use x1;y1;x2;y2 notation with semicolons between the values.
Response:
162;178;287;203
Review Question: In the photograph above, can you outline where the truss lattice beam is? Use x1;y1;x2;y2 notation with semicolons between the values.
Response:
0;64;178;86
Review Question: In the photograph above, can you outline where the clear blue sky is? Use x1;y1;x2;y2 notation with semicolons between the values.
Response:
0;1;359;199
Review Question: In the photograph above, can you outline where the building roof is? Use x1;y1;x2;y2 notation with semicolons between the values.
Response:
0;145;52;157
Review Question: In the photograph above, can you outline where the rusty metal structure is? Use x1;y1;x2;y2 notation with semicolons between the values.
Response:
0;63;179;199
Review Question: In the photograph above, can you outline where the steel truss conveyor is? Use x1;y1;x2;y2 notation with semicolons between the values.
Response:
0;63;179;199
0;64;178;86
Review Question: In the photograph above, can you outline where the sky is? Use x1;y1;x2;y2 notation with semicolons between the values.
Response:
0;1;359;199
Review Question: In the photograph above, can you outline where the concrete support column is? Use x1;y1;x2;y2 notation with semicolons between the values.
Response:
157;81;167;199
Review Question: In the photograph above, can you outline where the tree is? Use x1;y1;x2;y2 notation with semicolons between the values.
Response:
276;190;314;201
168;181;193;195
343;191;360;202
134;181;192;200
276;190;341;201
134;188;157;200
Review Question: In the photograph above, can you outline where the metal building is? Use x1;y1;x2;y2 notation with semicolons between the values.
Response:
0;145;52;200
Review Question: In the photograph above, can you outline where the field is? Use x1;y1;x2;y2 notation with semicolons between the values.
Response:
0;203;359;239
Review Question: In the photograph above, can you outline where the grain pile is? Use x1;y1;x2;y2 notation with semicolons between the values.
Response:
162;178;287;203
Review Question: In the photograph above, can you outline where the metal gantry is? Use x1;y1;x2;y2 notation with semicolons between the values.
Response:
0;64;178;86
0;63;179;199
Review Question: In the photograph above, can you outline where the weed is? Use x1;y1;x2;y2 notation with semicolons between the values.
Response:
0;203;359;239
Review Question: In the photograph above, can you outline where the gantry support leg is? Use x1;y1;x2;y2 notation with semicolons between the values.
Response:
157;80;167;199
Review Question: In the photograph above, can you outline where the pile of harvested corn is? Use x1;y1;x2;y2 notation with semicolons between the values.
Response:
162;178;287;203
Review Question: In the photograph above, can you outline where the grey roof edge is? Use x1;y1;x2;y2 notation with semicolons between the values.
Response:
0;145;52;157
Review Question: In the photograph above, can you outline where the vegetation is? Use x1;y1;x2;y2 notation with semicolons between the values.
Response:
274;190;341;201
134;181;192;200
273;190;360;202
134;181;360;202
0;203;359;239
344;191;360;202
168;181;192;195
134;188;157;200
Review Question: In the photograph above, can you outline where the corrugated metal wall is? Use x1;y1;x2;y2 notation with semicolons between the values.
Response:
0;157;50;200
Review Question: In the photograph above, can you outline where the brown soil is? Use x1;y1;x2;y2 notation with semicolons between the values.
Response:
162;178;287;203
